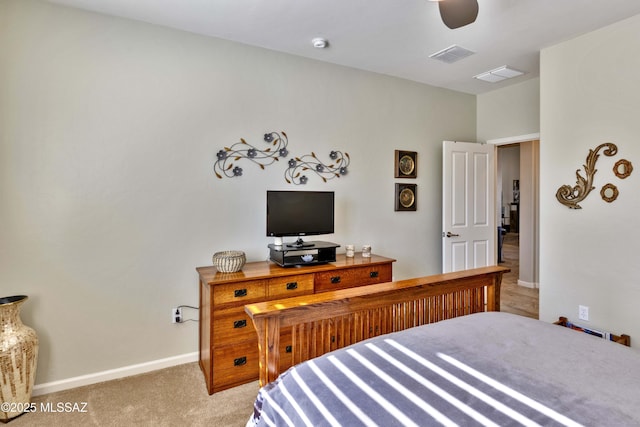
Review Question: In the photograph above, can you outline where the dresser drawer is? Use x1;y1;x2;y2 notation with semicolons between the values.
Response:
268;274;314;298
212;340;259;389
213;279;267;308
315;263;393;292
213;307;256;344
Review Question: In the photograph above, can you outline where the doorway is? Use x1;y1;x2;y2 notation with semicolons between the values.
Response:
493;136;540;318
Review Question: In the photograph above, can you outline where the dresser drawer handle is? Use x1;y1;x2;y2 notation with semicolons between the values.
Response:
370;271;379;278
233;320;247;329
234;356;247;367
285;345;292;353
286;282;298;290
330;276;341;284
234;289;248;298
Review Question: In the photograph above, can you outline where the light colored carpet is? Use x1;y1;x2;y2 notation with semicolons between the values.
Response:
9;362;258;426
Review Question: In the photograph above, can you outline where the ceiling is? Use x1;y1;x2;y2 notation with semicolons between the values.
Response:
46;0;640;95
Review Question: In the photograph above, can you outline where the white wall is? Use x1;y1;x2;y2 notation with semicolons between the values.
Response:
0;0;476;384
477;78;539;142
539;14;640;343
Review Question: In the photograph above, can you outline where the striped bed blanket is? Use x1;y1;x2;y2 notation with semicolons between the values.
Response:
248;312;640;426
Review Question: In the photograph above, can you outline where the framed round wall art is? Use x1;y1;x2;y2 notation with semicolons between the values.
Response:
394;150;417;178
395;183;417;211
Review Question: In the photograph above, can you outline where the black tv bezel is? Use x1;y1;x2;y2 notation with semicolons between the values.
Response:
266;190;335;238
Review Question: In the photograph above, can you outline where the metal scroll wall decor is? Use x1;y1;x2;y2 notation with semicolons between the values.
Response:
214;131;350;184
214;131;289;179
285;151;350;185
556;142;633;209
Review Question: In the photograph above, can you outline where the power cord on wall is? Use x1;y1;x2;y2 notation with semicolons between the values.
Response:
172;305;199;323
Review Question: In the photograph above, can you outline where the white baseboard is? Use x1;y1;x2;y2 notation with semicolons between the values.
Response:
32;351;199;397
517;279;539;289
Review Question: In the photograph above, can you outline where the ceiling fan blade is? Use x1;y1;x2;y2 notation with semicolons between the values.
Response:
439;0;479;29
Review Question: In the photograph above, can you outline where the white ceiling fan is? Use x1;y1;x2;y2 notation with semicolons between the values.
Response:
432;0;479;29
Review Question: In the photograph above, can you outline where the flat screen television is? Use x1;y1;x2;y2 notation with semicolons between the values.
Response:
266;190;334;247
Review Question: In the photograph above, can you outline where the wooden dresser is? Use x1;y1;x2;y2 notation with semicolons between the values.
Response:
197;253;395;394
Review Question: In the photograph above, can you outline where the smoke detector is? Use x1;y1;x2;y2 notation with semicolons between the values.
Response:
311;38;329;49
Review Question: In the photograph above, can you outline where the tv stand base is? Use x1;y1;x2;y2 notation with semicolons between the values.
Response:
286;238;315;249
268;241;339;267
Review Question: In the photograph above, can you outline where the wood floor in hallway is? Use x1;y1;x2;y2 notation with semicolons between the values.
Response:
499;233;539;319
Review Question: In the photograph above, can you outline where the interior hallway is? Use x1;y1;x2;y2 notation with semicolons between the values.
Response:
499;232;539;319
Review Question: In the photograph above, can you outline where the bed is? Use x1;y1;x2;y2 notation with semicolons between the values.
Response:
245;266;640;426
247;311;640;426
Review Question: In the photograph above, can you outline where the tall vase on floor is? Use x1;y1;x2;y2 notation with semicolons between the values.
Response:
0;295;38;422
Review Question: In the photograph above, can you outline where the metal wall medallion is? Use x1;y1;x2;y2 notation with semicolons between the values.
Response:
600;183;619;203
613;159;633;179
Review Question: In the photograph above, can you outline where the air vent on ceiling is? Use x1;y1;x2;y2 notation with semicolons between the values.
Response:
474;66;525;83
429;45;475;64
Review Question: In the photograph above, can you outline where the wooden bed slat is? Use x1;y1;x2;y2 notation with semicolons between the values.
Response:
246;265;508;386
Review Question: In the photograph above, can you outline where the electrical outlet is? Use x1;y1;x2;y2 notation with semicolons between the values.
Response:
578;305;589;321
172;307;182;324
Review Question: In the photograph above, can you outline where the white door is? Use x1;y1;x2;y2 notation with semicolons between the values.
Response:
442;141;495;273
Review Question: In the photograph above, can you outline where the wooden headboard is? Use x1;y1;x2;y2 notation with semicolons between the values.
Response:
245;265;509;386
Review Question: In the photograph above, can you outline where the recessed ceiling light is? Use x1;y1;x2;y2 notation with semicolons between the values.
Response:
311;38;329;49
474;66;525;83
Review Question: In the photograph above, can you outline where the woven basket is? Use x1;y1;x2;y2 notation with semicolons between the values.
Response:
212;250;246;273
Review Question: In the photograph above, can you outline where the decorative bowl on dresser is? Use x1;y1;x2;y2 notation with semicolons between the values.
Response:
197;253;395;394
211;250;246;273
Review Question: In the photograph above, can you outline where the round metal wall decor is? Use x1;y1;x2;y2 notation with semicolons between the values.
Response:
398;155;415;176
613;159;633;179
600;183;619;203
399;187;415;207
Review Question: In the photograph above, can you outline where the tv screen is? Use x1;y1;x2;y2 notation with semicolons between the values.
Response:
266;191;334;239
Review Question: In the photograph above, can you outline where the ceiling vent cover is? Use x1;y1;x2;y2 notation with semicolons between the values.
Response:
429;45;475;64
474;65;525;83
